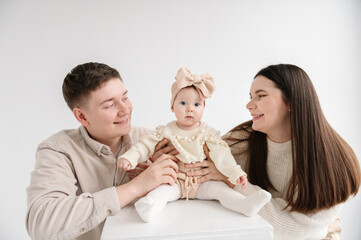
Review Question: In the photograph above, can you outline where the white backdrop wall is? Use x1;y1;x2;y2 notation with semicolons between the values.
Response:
0;0;360;239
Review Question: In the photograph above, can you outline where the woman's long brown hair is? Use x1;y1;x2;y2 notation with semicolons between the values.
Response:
228;64;361;213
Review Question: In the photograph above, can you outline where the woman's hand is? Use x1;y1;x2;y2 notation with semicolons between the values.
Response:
128;162;149;180
149;138;179;162
185;144;231;186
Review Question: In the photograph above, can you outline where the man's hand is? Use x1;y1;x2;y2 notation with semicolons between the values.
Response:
128;138;179;179
128;162;149;180
116;153;179;207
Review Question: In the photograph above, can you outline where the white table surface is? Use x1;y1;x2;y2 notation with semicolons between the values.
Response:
101;199;273;240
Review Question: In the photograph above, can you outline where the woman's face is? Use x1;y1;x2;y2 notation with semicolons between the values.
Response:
246;75;291;142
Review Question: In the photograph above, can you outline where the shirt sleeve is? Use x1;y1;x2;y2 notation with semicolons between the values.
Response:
234;183;342;240
26;147;120;240
118;132;161;168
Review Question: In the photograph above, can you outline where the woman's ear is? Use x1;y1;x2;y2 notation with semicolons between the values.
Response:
73;107;90;127
286;102;291;112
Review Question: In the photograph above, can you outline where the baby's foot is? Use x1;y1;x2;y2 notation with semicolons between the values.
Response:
241;190;271;217
134;196;157;222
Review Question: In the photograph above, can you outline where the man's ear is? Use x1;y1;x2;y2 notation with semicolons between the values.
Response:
73;107;90;127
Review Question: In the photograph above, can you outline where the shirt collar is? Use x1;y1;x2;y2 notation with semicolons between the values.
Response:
79;126;133;156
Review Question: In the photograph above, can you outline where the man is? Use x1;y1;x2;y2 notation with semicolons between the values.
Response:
26;62;178;240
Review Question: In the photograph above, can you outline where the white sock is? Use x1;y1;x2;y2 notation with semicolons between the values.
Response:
196;181;271;217
134;183;180;222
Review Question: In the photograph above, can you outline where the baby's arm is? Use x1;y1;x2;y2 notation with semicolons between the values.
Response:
118;132;161;170
206;139;246;185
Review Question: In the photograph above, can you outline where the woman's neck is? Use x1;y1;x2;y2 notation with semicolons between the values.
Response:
267;131;291;143
266;122;291;143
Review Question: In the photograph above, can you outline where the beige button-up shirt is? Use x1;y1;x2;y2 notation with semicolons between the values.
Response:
26;126;149;240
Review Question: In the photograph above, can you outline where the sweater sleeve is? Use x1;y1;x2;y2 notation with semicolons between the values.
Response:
206;137;246;184
234;183;342;240
26;148;120;240
118;132;161;169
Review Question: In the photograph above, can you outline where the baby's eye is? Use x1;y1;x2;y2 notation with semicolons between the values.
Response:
195;102;201;107
180;101;186;105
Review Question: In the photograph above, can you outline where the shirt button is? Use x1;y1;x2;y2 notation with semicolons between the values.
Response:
79;227;85;232
101;147;109;154
107;209;112;215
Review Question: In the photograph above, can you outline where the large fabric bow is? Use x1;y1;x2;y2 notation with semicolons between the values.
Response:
171;67;216;106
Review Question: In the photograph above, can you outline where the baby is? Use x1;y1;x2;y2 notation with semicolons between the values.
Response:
118;67;271;222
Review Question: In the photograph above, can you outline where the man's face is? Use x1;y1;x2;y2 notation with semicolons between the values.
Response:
77;78;133;145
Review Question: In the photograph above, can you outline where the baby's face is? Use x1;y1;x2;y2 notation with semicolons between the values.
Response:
171;87;205;131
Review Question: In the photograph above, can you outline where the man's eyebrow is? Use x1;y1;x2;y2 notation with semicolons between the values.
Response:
99;90;128;106
99;98;114;106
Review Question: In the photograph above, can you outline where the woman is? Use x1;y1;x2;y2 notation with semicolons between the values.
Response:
186;64;361;239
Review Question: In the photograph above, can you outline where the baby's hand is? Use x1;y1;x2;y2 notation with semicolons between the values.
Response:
118;158;132;171
236;175;248;190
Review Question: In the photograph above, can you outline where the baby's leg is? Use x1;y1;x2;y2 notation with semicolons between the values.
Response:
135;183;180;222
196;181;271;217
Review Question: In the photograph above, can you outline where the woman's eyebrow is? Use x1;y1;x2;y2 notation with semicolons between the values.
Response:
250;89;268;96
255;89;268;94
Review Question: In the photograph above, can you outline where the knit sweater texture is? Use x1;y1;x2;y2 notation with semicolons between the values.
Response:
223;129;342;240
119;121;245;184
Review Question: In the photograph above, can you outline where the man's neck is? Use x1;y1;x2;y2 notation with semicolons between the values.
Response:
106;137;123;154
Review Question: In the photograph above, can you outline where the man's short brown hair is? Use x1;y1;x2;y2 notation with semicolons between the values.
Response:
62;62;122;110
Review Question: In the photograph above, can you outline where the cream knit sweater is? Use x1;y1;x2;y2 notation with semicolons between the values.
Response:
119;121;245;184
223;130;342;240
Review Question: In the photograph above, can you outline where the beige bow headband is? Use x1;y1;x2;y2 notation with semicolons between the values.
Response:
171;67;216;107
